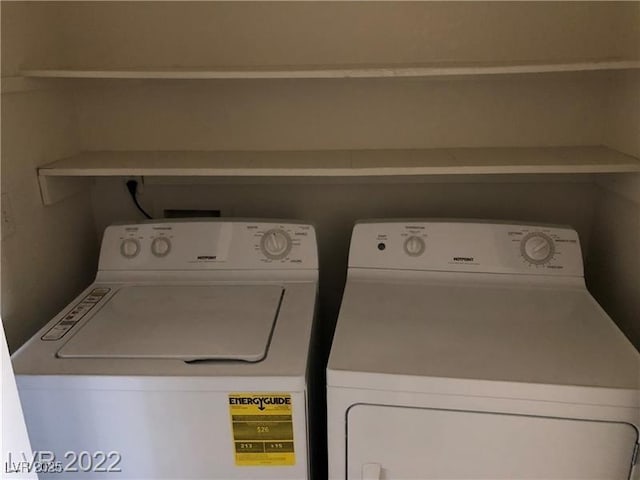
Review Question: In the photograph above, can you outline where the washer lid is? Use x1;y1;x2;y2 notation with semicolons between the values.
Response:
57;285;284;362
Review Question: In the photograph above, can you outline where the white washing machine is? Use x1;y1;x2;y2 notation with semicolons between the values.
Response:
13;220;318;479
327;220;640;480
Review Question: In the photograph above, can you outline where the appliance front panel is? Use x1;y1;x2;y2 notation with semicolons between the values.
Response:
19;387;308;479
99;221;317;271
347;404;638;479
349;221;583;275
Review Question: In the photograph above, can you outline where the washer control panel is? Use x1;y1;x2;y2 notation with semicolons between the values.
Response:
350;220;583;276
41;287;111;341
100;221;317;270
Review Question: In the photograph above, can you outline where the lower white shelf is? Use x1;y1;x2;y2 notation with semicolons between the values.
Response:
19;59;640;80
37;146;640;205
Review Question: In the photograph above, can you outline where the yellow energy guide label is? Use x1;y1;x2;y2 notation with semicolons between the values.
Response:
228;393;295;466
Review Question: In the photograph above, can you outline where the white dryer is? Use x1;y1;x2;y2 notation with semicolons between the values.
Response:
327;220;640;480
13;220;318;479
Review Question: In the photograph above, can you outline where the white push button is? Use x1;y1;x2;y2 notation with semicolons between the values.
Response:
90;288;110;296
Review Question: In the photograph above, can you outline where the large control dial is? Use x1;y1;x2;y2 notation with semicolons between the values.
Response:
151;237;171;257
521;232;555;265
260;229;292;260
120;238;140;258
403;236;426;257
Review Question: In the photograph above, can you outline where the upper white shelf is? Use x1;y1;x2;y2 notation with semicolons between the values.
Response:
37;146;640;204
21;59;640;80
39;146;640;178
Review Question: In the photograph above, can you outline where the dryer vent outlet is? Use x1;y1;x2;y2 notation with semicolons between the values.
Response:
164;209;221;218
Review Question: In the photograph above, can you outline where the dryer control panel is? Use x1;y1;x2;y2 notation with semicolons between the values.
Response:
349;220;583;276
99;221;317;270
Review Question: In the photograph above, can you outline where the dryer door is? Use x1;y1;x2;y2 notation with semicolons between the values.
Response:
348;404;638;479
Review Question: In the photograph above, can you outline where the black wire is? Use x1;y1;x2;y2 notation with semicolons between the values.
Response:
125;180;152;219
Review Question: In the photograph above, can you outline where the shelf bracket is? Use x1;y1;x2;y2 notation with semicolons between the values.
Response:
38;174;92;206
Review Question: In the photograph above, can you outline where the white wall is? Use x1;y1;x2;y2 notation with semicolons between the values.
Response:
50;2;640;68
74;74;607;151
1;2;65;76
605;71;640;158
1;3;99;352
588;69;640;348
588;188;640;348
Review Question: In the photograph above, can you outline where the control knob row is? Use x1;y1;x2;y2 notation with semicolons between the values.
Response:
120;237;171;258
396;232;556;266
121;230;293;261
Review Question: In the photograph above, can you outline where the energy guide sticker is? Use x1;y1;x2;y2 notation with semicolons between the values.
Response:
228;393;295;466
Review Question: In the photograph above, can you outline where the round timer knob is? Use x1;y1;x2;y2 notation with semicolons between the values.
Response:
260;229;292;260
151;237;171;257
120;238;140;258
521;232;555;265
403;236;426;257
